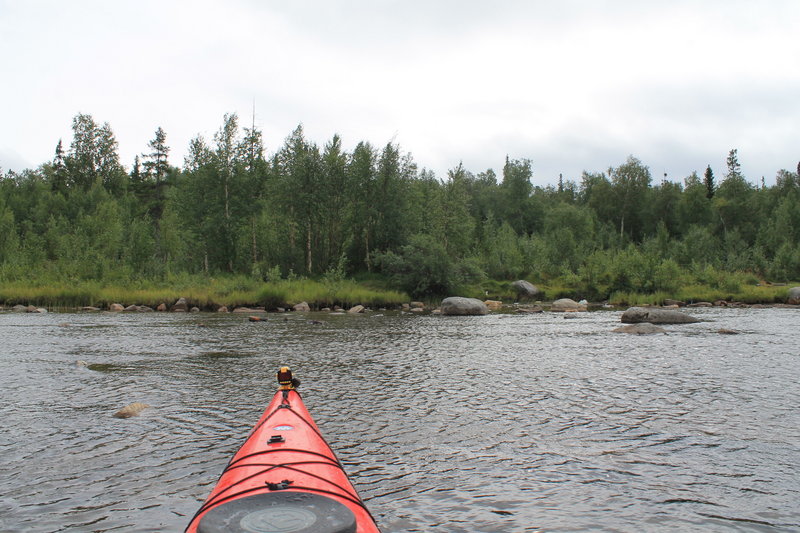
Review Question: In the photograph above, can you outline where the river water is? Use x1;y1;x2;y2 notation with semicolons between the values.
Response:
0;307;797;532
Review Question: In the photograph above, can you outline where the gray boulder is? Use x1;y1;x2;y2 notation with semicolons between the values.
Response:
613;323;668;334
293;302;311;312
511;280;539;299
621;306;700;324
551;298;586;312
440;297;489;316
788;287;800;304
172;297;188;312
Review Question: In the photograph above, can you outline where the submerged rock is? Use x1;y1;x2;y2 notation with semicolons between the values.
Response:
613;323;668;335
516;306;543;314
621;306;700;324
440;297;489;316
113;402;150;419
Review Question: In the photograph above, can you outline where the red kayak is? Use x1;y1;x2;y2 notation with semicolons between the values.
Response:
186;368;381;533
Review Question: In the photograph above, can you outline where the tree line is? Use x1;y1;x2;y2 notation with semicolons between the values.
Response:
1;112;798;298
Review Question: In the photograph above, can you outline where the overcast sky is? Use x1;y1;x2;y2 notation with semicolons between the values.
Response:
1;0;798;186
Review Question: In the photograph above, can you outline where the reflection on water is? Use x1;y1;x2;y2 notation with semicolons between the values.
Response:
0;308;798;531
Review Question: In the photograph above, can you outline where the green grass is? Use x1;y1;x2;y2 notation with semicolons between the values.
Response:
0;276;409;310
608;283;795;306
1;274;795;310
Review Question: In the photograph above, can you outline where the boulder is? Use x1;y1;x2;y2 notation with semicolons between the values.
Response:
156;303;168;312
348;305;365;314
172;297;188;312
551;298;586;312
621;306;700;324
440;297;489;316
123;305;140;312
81;306;101;312
233;307;253;313
613;323;668;335
217;306;229;313
138;306;154;312
788;286;800;305
410;301;425;309
293;302;311;312
190;307;200;313
511;280;539;299
484;300;503;311
113;402;150;419
109;303;124;312
410;307;424;313
11;304;27;312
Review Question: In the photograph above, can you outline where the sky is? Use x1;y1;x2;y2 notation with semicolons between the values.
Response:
1;0;798;186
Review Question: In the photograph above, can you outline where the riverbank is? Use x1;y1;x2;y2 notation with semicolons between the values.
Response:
0;275;796;311
0;276;409;311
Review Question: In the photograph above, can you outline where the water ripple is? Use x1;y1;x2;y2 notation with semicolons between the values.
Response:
0;308;798;531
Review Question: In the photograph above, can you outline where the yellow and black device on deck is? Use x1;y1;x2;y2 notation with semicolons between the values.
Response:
276;366;297;390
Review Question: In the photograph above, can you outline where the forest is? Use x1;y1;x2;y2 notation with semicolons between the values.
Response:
1;112;799;305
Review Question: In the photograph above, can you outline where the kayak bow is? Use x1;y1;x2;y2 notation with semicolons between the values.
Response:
186;367;380;533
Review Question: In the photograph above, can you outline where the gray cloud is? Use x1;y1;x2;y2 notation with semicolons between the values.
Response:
1;0;798;187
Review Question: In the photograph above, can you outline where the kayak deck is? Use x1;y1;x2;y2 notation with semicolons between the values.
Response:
186;382;380;533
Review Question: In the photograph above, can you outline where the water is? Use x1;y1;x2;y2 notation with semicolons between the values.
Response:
0;307;797;532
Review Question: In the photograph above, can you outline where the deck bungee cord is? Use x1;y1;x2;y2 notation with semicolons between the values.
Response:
185;367;380;533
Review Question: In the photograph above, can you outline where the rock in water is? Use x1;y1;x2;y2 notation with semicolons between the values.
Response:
621;306;700;324
484;300;503;310
113;402;150;419
440;297;489;316
613;323;668;334
551;298;586;312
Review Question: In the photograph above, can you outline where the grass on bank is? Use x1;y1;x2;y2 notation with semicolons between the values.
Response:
0;276;409;310
0;273;796;310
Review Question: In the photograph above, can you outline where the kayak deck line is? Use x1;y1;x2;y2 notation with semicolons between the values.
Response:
185;367;381;533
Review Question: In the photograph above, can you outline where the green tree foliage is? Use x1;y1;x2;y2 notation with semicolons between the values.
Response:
3;115;799;299
704;165;715;199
